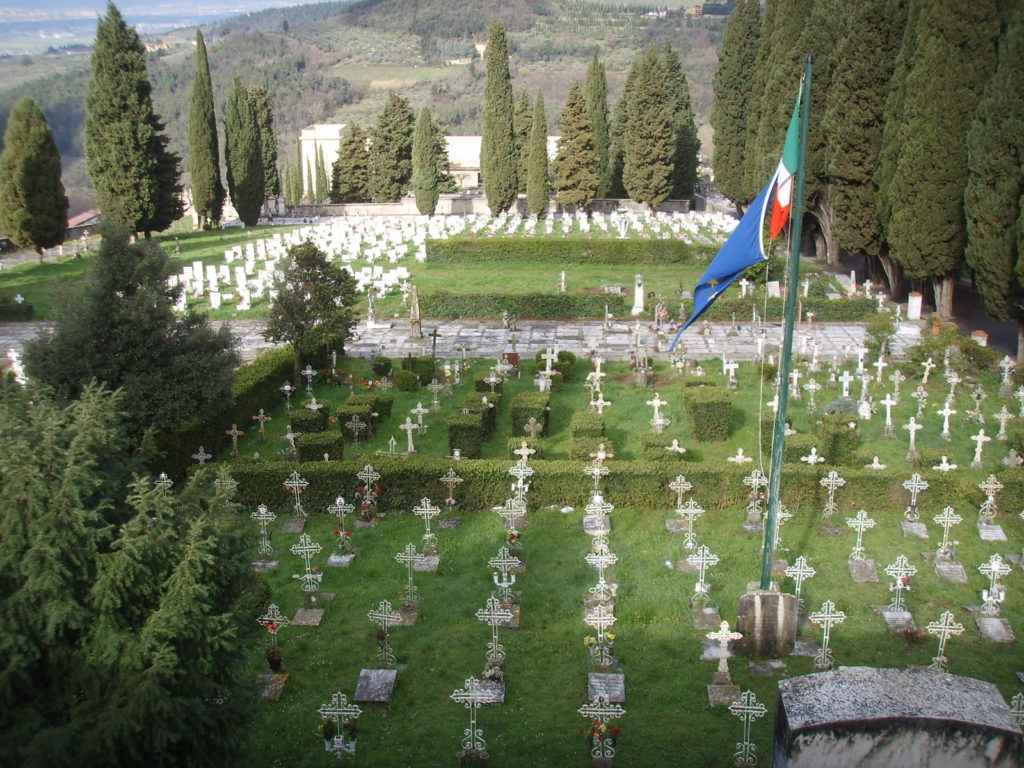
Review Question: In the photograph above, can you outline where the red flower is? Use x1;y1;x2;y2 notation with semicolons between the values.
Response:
267;622;277;633
312;567;319;572
344;531;351;537
375;487;381;493
333;530;341;536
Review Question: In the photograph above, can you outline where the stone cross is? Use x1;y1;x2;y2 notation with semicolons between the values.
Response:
946;371;961;401
706;620;743;680
540;348;558;375
483;371;501;393
727;448;753;464
920;357;936;384
317;692;362;755
426;378;445;412
888;369;906;397
937;402;957;439
687;545;720;606
925;611;964;672
192;445;212;465
808;600;846;670
838;370;854;398
489;547;522;604
591;393;611;414
395;543;425;603
252;408;271;440
578;696;627;760
970;429;991;468
399;417;419;454
932;455;958;472
225;424;243;457
258;603;290;646
878;393;896;437
291;533;323;593
450;678;499;757
992;405;1014;441
978;554;1011;616
281;423;303;455
305;397;324;413
903;417;923;461
846;510;876;561
724;360;739;385
933;506;962;558
998;355;1016;389
872;357;888;383
728;690;767;768
367;600;402;666
801;447;825;465
584;604;618;667
252;503;277;555
520;418;544;443
590;443;614;465
476;596;513;663
885;555;917;612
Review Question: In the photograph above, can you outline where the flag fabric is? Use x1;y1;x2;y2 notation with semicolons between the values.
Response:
668;91;802;352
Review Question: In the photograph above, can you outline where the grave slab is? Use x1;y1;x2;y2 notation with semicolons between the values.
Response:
354;518;379;529
791;637;821;658
665;519;687;534
495;603;520;628
676;558;699;574
749;659;787;677
280;518;306;534
478;680;505;705
742;522;764;534
588;673;626;704
256;672;289;701
707;683;741;707
901;521;929;539
977;523;1007;541
327;553;355;568
584;595;615;612
252;559;278;573
583;514;610;535
395;604;419;626
413;555;440;572
437;517;462;530
692;606;722;630
848;559;879;583
873;607;916;633
354;669;397;703
818;524;845;537
292;608;324;627
933;559;968;584
976;617;1016;644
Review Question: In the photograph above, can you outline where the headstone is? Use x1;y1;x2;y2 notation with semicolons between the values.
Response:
588;673;626;704
354;669;398;703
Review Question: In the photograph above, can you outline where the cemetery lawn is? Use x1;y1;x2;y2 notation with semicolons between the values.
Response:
233;356;1023;766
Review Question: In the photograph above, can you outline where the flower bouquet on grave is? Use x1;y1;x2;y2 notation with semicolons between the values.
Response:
482;657;505;682
582;719;620;756
334;529;354;553
319;718;337;750
506;531;524;560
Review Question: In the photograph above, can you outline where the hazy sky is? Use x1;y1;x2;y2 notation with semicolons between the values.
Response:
0;0;331;21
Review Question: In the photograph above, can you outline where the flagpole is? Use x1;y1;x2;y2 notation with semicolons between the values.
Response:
759;54;813;591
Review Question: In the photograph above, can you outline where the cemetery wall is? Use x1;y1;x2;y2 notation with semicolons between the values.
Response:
282;196;690;219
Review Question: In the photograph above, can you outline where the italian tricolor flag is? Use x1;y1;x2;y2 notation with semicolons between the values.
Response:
768;94;801;241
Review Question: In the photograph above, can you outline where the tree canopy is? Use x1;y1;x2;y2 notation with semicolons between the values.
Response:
368;92;415;203
224;77;265;226
480;21;519;214
187;28;224;228
331;123;371;203
552;82;598;208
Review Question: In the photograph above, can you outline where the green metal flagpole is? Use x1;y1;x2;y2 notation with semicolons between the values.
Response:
760;54;813;591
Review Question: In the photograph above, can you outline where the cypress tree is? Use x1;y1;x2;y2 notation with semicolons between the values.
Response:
187;28;223;228
0;96;68;259
965;3;1024;356
710;0;760;207
249;86;281;198
331;123;371;203
305;158;314;202
583;50;611;198
514;90;532;193
143;119;184;236
552;82;598;209
526;90;549;218
368;92;415;203
481;21;518;214
433;118;458;194
623;47;673;208
607;58;639;199
224;77;264;226
886;0;999;317
411;106;440;215
315;145;329;203
661;43;699;200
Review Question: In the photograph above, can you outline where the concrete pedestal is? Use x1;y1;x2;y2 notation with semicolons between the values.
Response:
736;588;798;657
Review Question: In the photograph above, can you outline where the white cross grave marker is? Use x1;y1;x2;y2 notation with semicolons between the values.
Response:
925;611;964;672
808;600;846;670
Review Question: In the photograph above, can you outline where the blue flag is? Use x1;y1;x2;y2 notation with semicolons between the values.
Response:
667;176;774;352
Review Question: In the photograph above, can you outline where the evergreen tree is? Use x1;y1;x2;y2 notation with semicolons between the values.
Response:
248;86;281;198
143;120;184;236
552;82;598;208
965;3;1024;356
187;28;224;228
623;47;674;208
885;0;999;317
526;90;550;217
305;157;314;202
290;157;303;204
480;21;518;214
433;119;459;194
412;106;441;215
315;145;329;203
607;58;639;199
368;92;415;203
84;2;180;237
711;0;760;207
0;96;68;259
513;90;532;193
224;77;264;226
583;50;611;198
331;123;371;203
661;43;699;200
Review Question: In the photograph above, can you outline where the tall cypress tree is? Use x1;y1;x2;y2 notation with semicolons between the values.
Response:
481;21;518;214
513;90;532;194
248;86;280;198
886;0;999;317
623;47;674;208
607;58;639;199
433;118;458;194
526;90;549;217
583;50;611;198
315;145;329;203
331;123;370;203
187;28;223;228
411;106;440;215
711;0;760;207
144;117;184;236
552;82;598;208
368;92;415;203
0;96;68;259
223;77;264;226
661;43;699;200
965;3;1024;356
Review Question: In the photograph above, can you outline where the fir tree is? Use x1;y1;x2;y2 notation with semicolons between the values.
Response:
623;47;673;208
965;2;1024;356
412;106;441;215
583;50;611;198
526;90;550;217
0;96;68;259
481;21;518;214
711;0;760;207
187;28;224;228
224;77;264;226
368;92;415;203
661;43;699;200
249;86;280;198
552;82;598;208
331;123;371;203
513;90;532;193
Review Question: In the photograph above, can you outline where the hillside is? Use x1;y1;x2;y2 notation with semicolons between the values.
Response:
0;0;723;216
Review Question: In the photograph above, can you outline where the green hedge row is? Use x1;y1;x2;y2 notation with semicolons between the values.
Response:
474;372;505;395
534;349;577;381
0;295;35;321
426;237;715;264
296;432;345;461
419;291;626;320
289;407;327;434
506;436;543;458
400;355;435;383
700;296;878;323
640;433;690;461
509;391;550;438
683;387;732;442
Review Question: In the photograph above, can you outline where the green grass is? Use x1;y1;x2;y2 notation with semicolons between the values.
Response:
333;63;462;88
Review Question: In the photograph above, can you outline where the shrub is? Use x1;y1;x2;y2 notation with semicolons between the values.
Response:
394;369;419;391
509;392;550;437
296;432;344;461
0;295;35;320
570;436;615;461
640;433;690;461
570;411;605;439
818;413;860;465
401;355;434;383
474;372;505;395
758;362;778;383
336;402;374;440
289;408;326;434
447;412;484;458
346;391;394;420
506;436;543;458
370;355;393;377
683;387;732;442
823;396;858;416
864;313;897;360
783;433;819;463
462;390;501;436
534;349;576;380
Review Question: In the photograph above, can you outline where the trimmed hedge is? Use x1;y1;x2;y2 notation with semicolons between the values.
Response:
701;296;878;323
336;403;374;440
783;433;819;463
447;412;484;458
296;432;345;461
640;433;690;461
420;291;626;320
401;355;434;382
462;389;502;437
474;372;505;395
510;392;550;437
535;349;577;381
0;295;35;320
683;387;732;442
571;436;616;461
506;436;543;458
426;237;714;264
289;408;326;434
570;410;605;439
819;413;861;465
394;369;419;391
346;391;394;420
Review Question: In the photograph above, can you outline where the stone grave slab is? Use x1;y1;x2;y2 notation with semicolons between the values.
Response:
772;559;789;579
675;558;699;574
708;683;741;707
478;680;505;705
495;603;520;628
848;559;879;583
976;617;1016;644
818;524;845;537
328;553;356;568
280;518;306;534
583;514;610;535
413;555;440;572
252;559;278;573
317;592;336;602
256;672;288;701
584;595;615;612
437;517;462;530
395;604;419;626
354;518;378;529
873;607;916;633
742;522;764;534
791;637;820;658
700;637;736;661
749;659;787;677
292;608;324;627
933;559;968;584
354;669;397;703
510;515;530;532
665;519;687;534
977;523;1007;542
901;521;929;539
692;606;722;630
588;673;626;704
